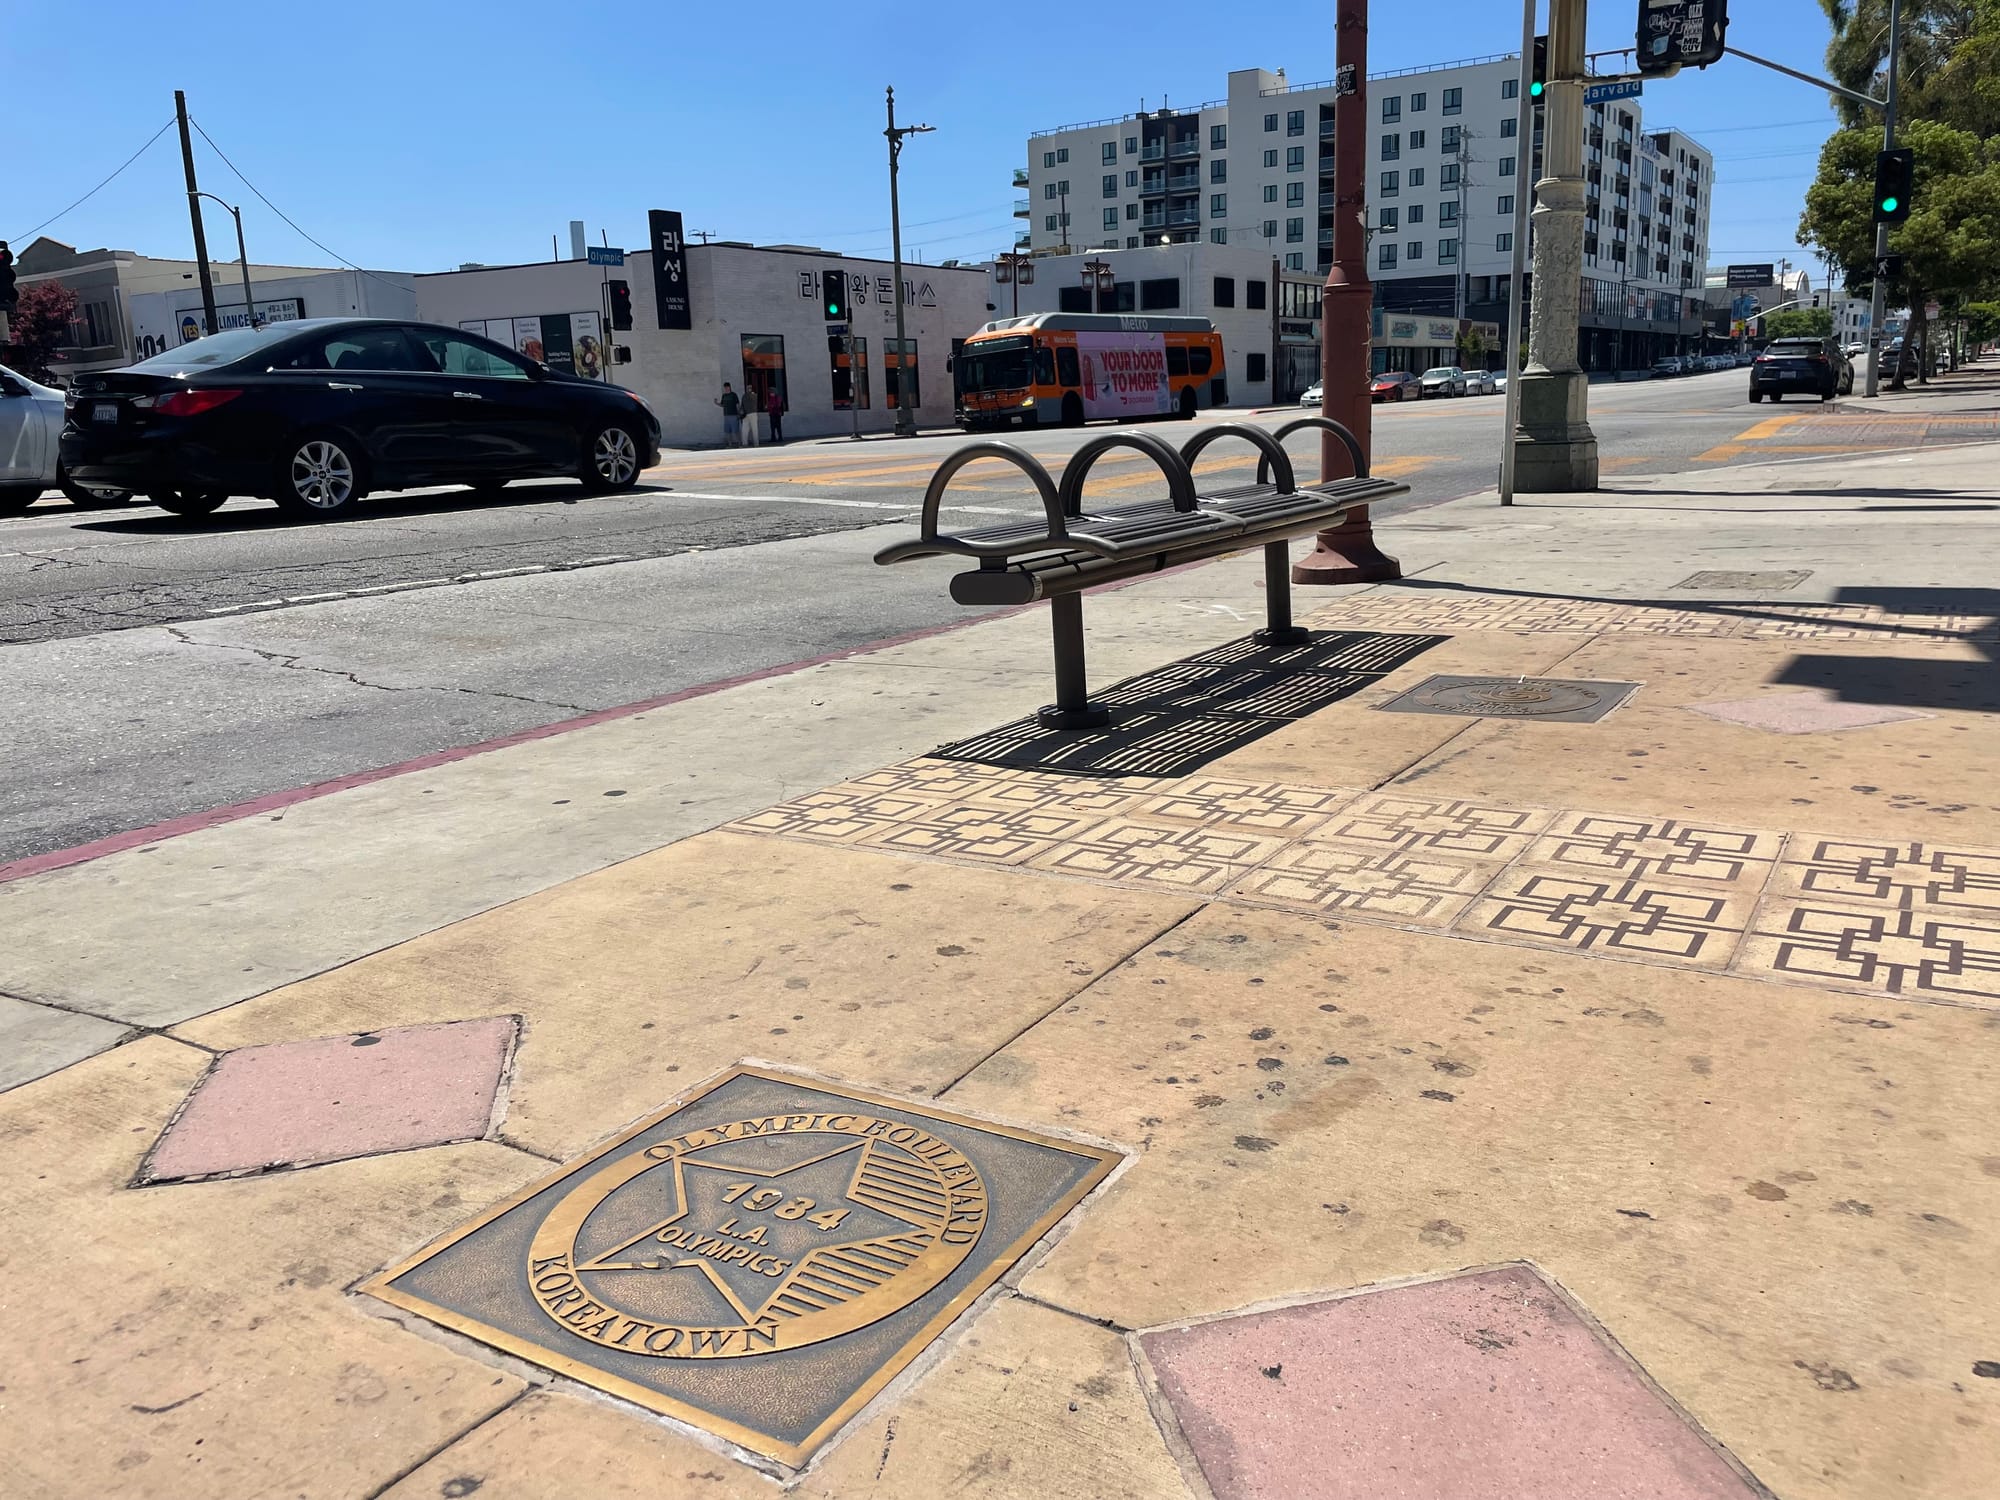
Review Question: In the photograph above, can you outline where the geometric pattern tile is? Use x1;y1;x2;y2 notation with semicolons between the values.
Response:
1140;1265;1763;1500
140;1017;517;1185
1316;792;1554;865
1686;690;1930;735
1135;777;1357;838
1522;814;1782;886
1233;840;1490;926
1461;867;1754;969
858;801;1116;866
1768;836;2000;915
1737;899;2000;1005
1025;816;1291;895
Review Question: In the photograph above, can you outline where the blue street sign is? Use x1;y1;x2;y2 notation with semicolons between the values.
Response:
1583;79;1644;105
586;246;626;267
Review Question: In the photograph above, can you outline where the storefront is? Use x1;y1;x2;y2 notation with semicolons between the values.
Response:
1373;314;1499;375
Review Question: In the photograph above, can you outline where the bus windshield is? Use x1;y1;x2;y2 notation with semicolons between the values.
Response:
958;336;1033;394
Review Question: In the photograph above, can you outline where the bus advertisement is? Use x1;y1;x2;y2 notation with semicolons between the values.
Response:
1076;332;1170;420
954;312;1223;430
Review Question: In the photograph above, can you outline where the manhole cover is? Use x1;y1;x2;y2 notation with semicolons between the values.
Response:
364;1066;1118;1467
1674;570;1812;591
1377;675;1639;723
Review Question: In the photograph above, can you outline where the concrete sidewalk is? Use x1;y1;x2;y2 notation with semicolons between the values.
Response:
3;436;1999;1498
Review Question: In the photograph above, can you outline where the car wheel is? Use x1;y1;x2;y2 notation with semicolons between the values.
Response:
57;466;130;509
150;489;228;516
1177;388;1197;420
0;484;39;518
1058;394;1085;429
1749;391;1763;403
275;432;366;518
580;422;643;492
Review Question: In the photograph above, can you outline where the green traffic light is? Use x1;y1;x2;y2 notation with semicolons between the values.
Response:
1880;196;1899;213
1529;81;1544;97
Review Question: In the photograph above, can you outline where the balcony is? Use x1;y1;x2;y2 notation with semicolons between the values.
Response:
1139;175;1168;196
1140;213;1168;230
1012;167;1029;188
1320;119;1336;136
1168;170;1200;192
1013;198;1030;218
1169;138;1200;158
1319;228;1335;244
1166;207;1201;226
1319;191;1337;209
1141;143;1165;161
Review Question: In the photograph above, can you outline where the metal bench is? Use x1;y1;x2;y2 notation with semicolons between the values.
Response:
874;419;1409;729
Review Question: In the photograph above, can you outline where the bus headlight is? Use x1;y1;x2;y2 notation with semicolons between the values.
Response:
1019;395;1035;408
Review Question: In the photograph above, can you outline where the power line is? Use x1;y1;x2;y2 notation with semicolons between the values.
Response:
8;119;175;243
189;119;406;290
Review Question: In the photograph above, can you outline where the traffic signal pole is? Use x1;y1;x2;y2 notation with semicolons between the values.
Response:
1294;0;1401;586
1865;0;1903;398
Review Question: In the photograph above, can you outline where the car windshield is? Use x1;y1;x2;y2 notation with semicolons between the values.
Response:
1421;368;1453;379
958;337;1034;394
125;324;303;372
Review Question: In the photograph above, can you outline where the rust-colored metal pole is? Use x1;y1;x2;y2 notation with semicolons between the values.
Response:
1295;0;1400;585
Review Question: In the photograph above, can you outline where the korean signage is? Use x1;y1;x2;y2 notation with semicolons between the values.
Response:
1638;0;1728;74
458;313;607;379
797;270;938;310
1726;263;1774;288
648;209;691;331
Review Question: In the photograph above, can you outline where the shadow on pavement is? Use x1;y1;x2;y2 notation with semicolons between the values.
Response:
72;481;673;535
1774;653;2000;713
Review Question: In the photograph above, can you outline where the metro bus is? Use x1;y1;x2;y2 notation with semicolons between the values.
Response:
954;312;1225;431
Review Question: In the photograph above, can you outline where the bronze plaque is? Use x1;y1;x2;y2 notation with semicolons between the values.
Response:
1377;675;1640;723
363;1065;1120;1466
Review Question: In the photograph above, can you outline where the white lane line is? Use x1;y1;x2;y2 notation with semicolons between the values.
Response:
659;489;1040;517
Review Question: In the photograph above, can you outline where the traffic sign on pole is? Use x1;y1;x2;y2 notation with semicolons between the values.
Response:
1583;78;1644;105
586;246;625;267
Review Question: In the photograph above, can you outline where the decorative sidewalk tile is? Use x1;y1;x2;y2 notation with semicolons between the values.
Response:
1316;791;1554;865
1687;690;1930;735
1026;817;1290;895
727;786;953;846
365;1066;1119;1468
1738;899;2000;1005
1462;867;1754;968
1767;836;2000;914
1233;840;1490;926
1140;1265;1760;1500
141;1017;516;1185
1522;813;1782;886
1135;776;1356;838
857;802;1116;867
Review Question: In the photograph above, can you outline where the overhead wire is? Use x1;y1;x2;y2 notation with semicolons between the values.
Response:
8;119;176;243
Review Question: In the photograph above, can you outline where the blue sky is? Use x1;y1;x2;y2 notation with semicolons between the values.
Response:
9;1;1841;279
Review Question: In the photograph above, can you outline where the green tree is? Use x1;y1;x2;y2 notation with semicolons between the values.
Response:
1819;1;2000;136
1966;300;2000;341
1764;308;1835;339
2;279;78;380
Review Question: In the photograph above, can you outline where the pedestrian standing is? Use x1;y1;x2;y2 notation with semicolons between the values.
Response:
715;382;741;446
0;242;16;345
766;383;784;445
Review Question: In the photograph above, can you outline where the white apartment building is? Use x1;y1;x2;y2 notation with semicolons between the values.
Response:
1019;55;1715;370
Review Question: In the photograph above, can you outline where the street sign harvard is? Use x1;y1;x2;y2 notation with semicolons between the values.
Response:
1583;79;1645;105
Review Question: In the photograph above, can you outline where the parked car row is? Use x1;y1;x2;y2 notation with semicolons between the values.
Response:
1300;368;1505;407
1651;354;1753;378
4;318;662;520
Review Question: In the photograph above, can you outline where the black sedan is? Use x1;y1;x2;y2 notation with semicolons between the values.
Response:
1748;337;1846;403
60;318;662;518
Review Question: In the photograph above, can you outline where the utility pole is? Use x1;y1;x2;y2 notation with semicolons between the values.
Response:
1512;0;1597;491
885;86;934;438
174;90;219;337
1294;0;1400;585
1865;0;1903;398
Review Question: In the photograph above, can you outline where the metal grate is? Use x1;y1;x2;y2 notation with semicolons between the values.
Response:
1674;570;1812;592
1376;675;1640;724
936;631;1444;779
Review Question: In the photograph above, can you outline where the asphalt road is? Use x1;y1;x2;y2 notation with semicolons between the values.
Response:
0;368;1901;863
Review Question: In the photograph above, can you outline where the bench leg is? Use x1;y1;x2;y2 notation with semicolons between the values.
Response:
1253;540;1314;646
1037;593;1112;730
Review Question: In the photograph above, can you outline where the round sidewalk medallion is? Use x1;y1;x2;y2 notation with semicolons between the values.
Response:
1409;678;1608;718
526;1112;987;1359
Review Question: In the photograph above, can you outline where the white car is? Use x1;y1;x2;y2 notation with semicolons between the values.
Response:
1298;382;1323;407
0;368;128;515
1418;365;1468;398
1463;369;1499;395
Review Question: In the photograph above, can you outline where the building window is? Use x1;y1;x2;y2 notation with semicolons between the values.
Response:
1286;182;1304;207
1263;148;1279;168
1103;174;1117;197
1502;77;1519;100
1246;279;1267;310
1044;183;1057;200
1497;194;1514;215
1247;352;1267;383
1056;179;1069;195
1042;150;1055;168
1044;214;1058;231
1102;140;1117;165
1286;217;1304;242
1408;204;1424;223
1408;167;1426;186
1125;136;1138;154
1500;117;1517;139
1139;277;1181;310
1058;286;1091;313
1440;238;1458;263
1211;193;1227;216
1263;112;1279;133
1441;163;1460;188
1382;96;1401;121
1379;244;1398;269
1126;169;1138;187
1126;235;1139;248
1285;252;1305;270
1214;276;1236;308
739;333;789;415
1442;87;1462;114
1411;91;1428;112
1263;184;1278;202
1210;227;1227;244
1057;147;1069;162
1287;146;1305;171
1381;170;1399;196
1497;231;1513;252
1381;134;1399;160
885;337;920;409
1104;207;1119;229
1441;126;1459;153
833;335;868;409
1442;200;1461;226
1210;158;1227;182
1500;156;1516;177
1406;241;1424;260
1408;129;1425;150
1379;207;1399;229
1263;217;1279;240
1210;123;1227;150
1287;109;1305;135
1126;202;1138;220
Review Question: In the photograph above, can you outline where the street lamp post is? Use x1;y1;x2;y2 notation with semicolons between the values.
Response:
1080;257;1113;314
192;192;257;333
994;251;1035;319
884;87;934;438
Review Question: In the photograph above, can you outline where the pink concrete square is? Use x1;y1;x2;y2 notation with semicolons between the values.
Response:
1686;689;1928;735
142;1017;516;1184
1140;1266;1760;1500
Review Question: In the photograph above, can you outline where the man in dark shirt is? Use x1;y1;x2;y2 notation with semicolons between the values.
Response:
714;382;742;446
